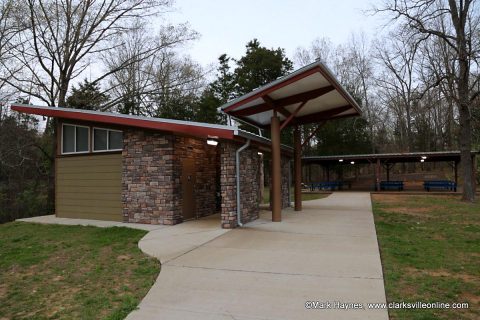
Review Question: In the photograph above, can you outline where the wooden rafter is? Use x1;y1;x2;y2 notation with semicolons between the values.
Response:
262;95;291;118
231;85;335;117
294;105;352;125
280;100;308;131
223;66;322;112
301;121;326;147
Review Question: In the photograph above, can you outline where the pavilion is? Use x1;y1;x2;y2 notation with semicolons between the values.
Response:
219;61;362;221
302;151;478;191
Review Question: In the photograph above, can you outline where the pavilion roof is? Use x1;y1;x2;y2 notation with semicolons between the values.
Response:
219;61;362;128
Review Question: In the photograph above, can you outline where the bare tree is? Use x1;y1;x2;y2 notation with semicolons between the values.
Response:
294;37;335;67
103;21;202;116
345;33;383;153
374;29;422;152
3;0;172;108
375;0;480;201
0;0;20;103
1;0;193;210
419;33;458;149
294;35;385;153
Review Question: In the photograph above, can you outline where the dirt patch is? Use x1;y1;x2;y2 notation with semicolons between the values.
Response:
461;292;480;305
0;285;6;298
117;254;131;261
405;267;479;283
431;234;446;240
372;194;409;204
384;206;443;218
46;305;65;318
52;275;64;282
372;194;459;205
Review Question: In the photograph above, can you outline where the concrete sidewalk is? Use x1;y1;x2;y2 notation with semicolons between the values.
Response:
128;192;388;320
17;214;163;231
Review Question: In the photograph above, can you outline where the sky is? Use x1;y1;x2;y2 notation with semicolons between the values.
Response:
165;0;386;68
33;0;388;130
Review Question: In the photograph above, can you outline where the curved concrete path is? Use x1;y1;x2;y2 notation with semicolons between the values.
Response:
127;192;388;320
19;193;388;319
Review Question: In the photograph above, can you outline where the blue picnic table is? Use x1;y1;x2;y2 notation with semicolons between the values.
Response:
310;181;344;191
380;181;404;191
423;180;457;192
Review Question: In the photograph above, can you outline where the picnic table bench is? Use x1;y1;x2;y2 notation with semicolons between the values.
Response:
380;181;404;191
310;181;343;191
423;180;457;192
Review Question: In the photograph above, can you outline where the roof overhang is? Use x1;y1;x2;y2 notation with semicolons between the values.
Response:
11;104;236;139
302;151;479;165
10;104;293;154
219;61;362;128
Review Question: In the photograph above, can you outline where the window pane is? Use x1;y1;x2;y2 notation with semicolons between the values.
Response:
62;125;75;153
76;126;89;152
108;131;123;150
94;128;108;151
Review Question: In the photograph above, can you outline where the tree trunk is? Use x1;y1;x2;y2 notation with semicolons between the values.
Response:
452;0;475;202
457;51;474;200
458;93;474;201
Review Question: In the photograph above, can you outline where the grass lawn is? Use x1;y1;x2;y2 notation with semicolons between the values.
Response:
262;187;329;204
0;222;159;320
372;194;480;320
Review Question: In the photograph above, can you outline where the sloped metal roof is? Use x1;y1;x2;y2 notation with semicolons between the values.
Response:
219;61;362;128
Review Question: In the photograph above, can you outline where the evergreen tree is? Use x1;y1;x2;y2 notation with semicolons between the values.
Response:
66;79;109;110
310;117;372;156
193;40;294;127
193;89;225;124
210;54;236;102
234;39;293;95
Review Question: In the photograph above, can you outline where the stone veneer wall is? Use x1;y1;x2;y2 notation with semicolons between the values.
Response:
220;141;262;228
122;129;217;225
122;129;179;224
173;136;217;219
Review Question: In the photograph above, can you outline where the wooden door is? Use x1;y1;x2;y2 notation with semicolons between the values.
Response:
181;158;196;220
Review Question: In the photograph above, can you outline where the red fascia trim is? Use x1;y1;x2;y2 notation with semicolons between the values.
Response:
223;67;321;113
11;105;235;140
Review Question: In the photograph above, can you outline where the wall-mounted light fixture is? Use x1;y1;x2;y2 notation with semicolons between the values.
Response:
420;159;425;163
339;159;344;162
350;161;355;165
258;152;263;156
421;156;427;160
207;138;218;146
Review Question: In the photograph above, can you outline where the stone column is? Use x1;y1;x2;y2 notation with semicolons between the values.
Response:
220;141;261;228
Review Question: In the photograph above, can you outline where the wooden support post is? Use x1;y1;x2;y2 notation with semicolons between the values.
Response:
271;113;282;222
384;163;394;182
308;163;312;183
326;164;330;182
376;159;381;191
454;160;459;186
294;126;302;211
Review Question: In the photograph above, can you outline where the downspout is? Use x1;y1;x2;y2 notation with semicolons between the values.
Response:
236;139;251;227
288;159;292;207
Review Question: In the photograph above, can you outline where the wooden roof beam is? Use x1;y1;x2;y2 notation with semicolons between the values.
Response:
294;105;352;125
262;95;291;119
280;100;308;131
302;121;326;147
231;85;335;117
